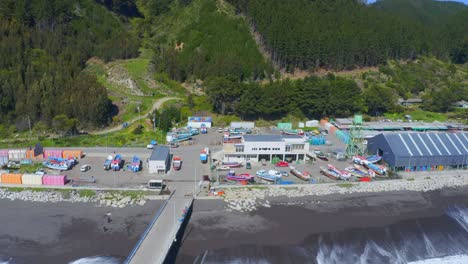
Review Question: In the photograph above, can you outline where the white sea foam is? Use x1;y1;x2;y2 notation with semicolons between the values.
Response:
68;256;121;264
447;206;468;233
408;254;468;264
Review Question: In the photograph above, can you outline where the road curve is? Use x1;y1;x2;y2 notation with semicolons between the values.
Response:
91;97;180;135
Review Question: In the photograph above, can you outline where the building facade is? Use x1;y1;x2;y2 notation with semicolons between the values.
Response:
367;132;468;171
148;146;170;174
223;135;310;163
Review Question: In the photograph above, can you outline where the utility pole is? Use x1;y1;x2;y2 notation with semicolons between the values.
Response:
153;113;156;132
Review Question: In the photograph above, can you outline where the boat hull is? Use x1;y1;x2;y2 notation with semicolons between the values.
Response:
290;169;310;181
320;167;340;180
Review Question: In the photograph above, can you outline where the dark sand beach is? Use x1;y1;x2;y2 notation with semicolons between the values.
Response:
175;187;468;263
0;200;162;264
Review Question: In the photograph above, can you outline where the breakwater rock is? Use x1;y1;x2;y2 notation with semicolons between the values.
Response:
222;173;468;212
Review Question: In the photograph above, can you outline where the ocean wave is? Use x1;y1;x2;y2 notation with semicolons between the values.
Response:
408;254;468;264
0;256;14;264
68;256;121;264
447;206;468;233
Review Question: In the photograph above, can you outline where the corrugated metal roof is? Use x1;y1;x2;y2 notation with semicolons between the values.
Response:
380;133;468;157
149;146;170;161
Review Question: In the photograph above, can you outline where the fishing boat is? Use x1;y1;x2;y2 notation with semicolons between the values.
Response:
173;156;182;170
282;129;304;136
352;155;367;165
319;167;340;180
226;170;254;182
366;155;382;164
345;166;369;178
256;169;282;182
223;133;242;140
327;164;351;180
222;161;243;168
290;167;311;181
103;155;113;170
365;162;387;177
354;164;370;175
43;158;72;171
130;156;141;172
217;165;231;171
314;150;328;161
111;154;122;171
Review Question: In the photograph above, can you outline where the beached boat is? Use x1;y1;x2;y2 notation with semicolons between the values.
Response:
366;155;382;164
282;129;304;136
314;150;328;161
111;154;122;171
256;169;282;182
320;167;340;180
345;166;369;178
364;162;386;176
173;156;182;171
327;164;351;180
290;167;311;181
352;155;367;165
43;158;73;171
354;164;369;174
129;156;141;172
103;155;113;170
222;161;243;168
226;170;254;182
217;165;231;171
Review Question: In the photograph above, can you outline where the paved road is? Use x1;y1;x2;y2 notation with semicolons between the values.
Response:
91;97;180;135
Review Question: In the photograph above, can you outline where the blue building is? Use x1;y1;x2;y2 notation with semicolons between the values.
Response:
367;132;468;171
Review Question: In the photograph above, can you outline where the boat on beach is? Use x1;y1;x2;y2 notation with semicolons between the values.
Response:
226;170;255;182
43;159;71;171
327;164;351;180
319;167;340;180
111;154;122;171
173;156;182;171
314;150;328;161
364;162;386;176
345;166;369;178
217;165;231;171
354;164;370;174
290;167;311;181
256;169;282;182
366;155;382;164
222;161;243;168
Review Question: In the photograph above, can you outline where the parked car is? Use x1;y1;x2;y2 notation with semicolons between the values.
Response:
218;127;223;133
246;161;252;169
275;161;289;167
146;144;155;149
80;165;91;172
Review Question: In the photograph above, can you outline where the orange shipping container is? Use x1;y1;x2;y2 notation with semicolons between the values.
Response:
62;150;83;159
26;150;44;160
1;173;23;184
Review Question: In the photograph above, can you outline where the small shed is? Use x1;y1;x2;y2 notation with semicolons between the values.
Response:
148;146;170;174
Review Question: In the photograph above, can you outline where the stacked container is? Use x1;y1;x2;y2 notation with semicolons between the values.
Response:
1;173;23;184
42;175;67;186
21;174;43;185
26;149;44;160
44;149;63;159
0;150;8;164
8;149;27;161
63;150;83;159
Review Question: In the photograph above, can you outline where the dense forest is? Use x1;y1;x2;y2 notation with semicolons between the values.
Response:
138;0;272;82
228;0;468;71
205;75;365;120
0;0;139;133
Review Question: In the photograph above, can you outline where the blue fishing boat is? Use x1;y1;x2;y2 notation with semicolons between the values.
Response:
129;156;141;172
256;169;282;182
43;158;72;171
365;162;386;176
366;155;382;164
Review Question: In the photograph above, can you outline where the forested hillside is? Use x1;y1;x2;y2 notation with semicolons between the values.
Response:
137;0;272;82
228;0;467;71
0;0;139;133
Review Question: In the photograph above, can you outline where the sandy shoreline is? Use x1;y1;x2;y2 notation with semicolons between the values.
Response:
0;199;163;264
175;186;468;263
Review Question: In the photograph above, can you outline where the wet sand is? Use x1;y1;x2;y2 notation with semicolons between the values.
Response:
0;200;163;264
175;187;468;263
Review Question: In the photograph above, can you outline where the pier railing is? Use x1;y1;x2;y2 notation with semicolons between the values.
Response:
124;190;176;264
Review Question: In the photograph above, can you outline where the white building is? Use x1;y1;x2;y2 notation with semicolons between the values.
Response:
148;146;170;174
223;135;310;163
187;116;212;128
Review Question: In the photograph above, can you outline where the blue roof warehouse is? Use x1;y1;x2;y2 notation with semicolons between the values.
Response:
367;132;468;171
